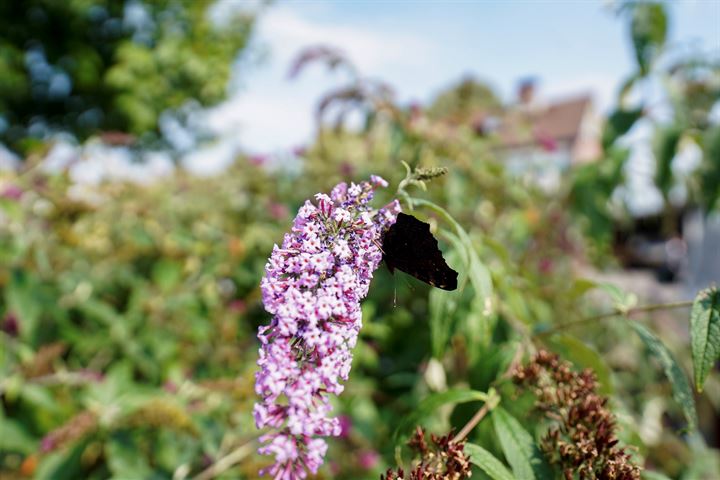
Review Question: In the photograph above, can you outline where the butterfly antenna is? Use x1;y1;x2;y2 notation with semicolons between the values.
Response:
372;238;385;254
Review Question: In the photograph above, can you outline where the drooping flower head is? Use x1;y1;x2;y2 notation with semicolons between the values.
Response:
254;176;400;478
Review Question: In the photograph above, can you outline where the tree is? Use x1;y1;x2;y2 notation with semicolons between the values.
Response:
426;76;501;124
618;1;719;215
0;0;256;154
571;0;720;247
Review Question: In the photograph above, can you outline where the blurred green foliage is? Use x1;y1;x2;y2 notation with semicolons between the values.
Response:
425;77;501;124
572;0;720;246
0;0;255;154
1;1;719;479
2;81;718;477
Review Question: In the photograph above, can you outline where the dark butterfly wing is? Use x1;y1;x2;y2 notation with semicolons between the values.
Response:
382;212;458;291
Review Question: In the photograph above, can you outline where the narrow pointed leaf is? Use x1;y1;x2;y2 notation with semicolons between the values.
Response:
492;407;552;480
465;443;516;480
630;2;668;74
630;322;698;430
690;287;720;392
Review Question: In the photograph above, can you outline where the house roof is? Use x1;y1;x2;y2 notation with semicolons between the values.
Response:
480;95;592;150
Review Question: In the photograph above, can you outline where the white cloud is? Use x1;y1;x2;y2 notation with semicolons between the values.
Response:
181;139;240;176
259;7;434;73
204;5;436;155
206;90;313;153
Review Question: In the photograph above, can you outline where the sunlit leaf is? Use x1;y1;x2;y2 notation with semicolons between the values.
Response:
630;2;668;74
630;322;698;430
492;407;552;480
547;334;614;395
466;443;516;480
428;238;463;358
690;287;720;392
600;282;637;313
567;278;598;300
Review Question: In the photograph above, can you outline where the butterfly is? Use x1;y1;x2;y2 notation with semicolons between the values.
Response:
382;212;458;291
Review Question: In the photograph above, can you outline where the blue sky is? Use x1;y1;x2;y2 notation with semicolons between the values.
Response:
195;0;719;166
22;0;717;206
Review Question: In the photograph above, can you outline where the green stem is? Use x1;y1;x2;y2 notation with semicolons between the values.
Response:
535;299;694;338
192;438;258;480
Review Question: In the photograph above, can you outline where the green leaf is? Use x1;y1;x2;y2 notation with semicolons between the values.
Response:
641;471;673;480
465;443;516;480
492;407;552;480
35;439;87;480
0;415;37;453
428;237;463;358
106;433;154;479
394;389;493;444
630;322;698;430
699;126;720;212
618;73;641;107
5;269;42;343
151;258;183;292
690;287;720;392
428;287;455;358
653;125;683;199
602;107;644;150
547;334;614;395
567;278;598;300
599;282;637;313
630;2;668;74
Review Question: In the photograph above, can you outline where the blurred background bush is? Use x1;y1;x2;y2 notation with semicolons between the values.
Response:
1;1;718;479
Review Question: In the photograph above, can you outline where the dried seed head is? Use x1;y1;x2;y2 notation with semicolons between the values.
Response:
515;350;641;480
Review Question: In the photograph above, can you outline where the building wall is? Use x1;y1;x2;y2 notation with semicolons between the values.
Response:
572;107;602;164
683;209;720;292
501;140;572;192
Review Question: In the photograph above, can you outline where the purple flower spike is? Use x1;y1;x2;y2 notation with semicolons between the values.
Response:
254;177;399;478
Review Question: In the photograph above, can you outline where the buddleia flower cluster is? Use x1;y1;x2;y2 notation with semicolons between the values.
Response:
254;176;400;479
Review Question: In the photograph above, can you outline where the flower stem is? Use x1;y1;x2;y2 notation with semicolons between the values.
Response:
192;439;257;480
534;299;694;338
452;401;492;444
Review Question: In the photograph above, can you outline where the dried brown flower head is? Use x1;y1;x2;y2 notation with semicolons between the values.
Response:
40;410;97;453
514;350;640;480
23;342;66;378
381;426;472;480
